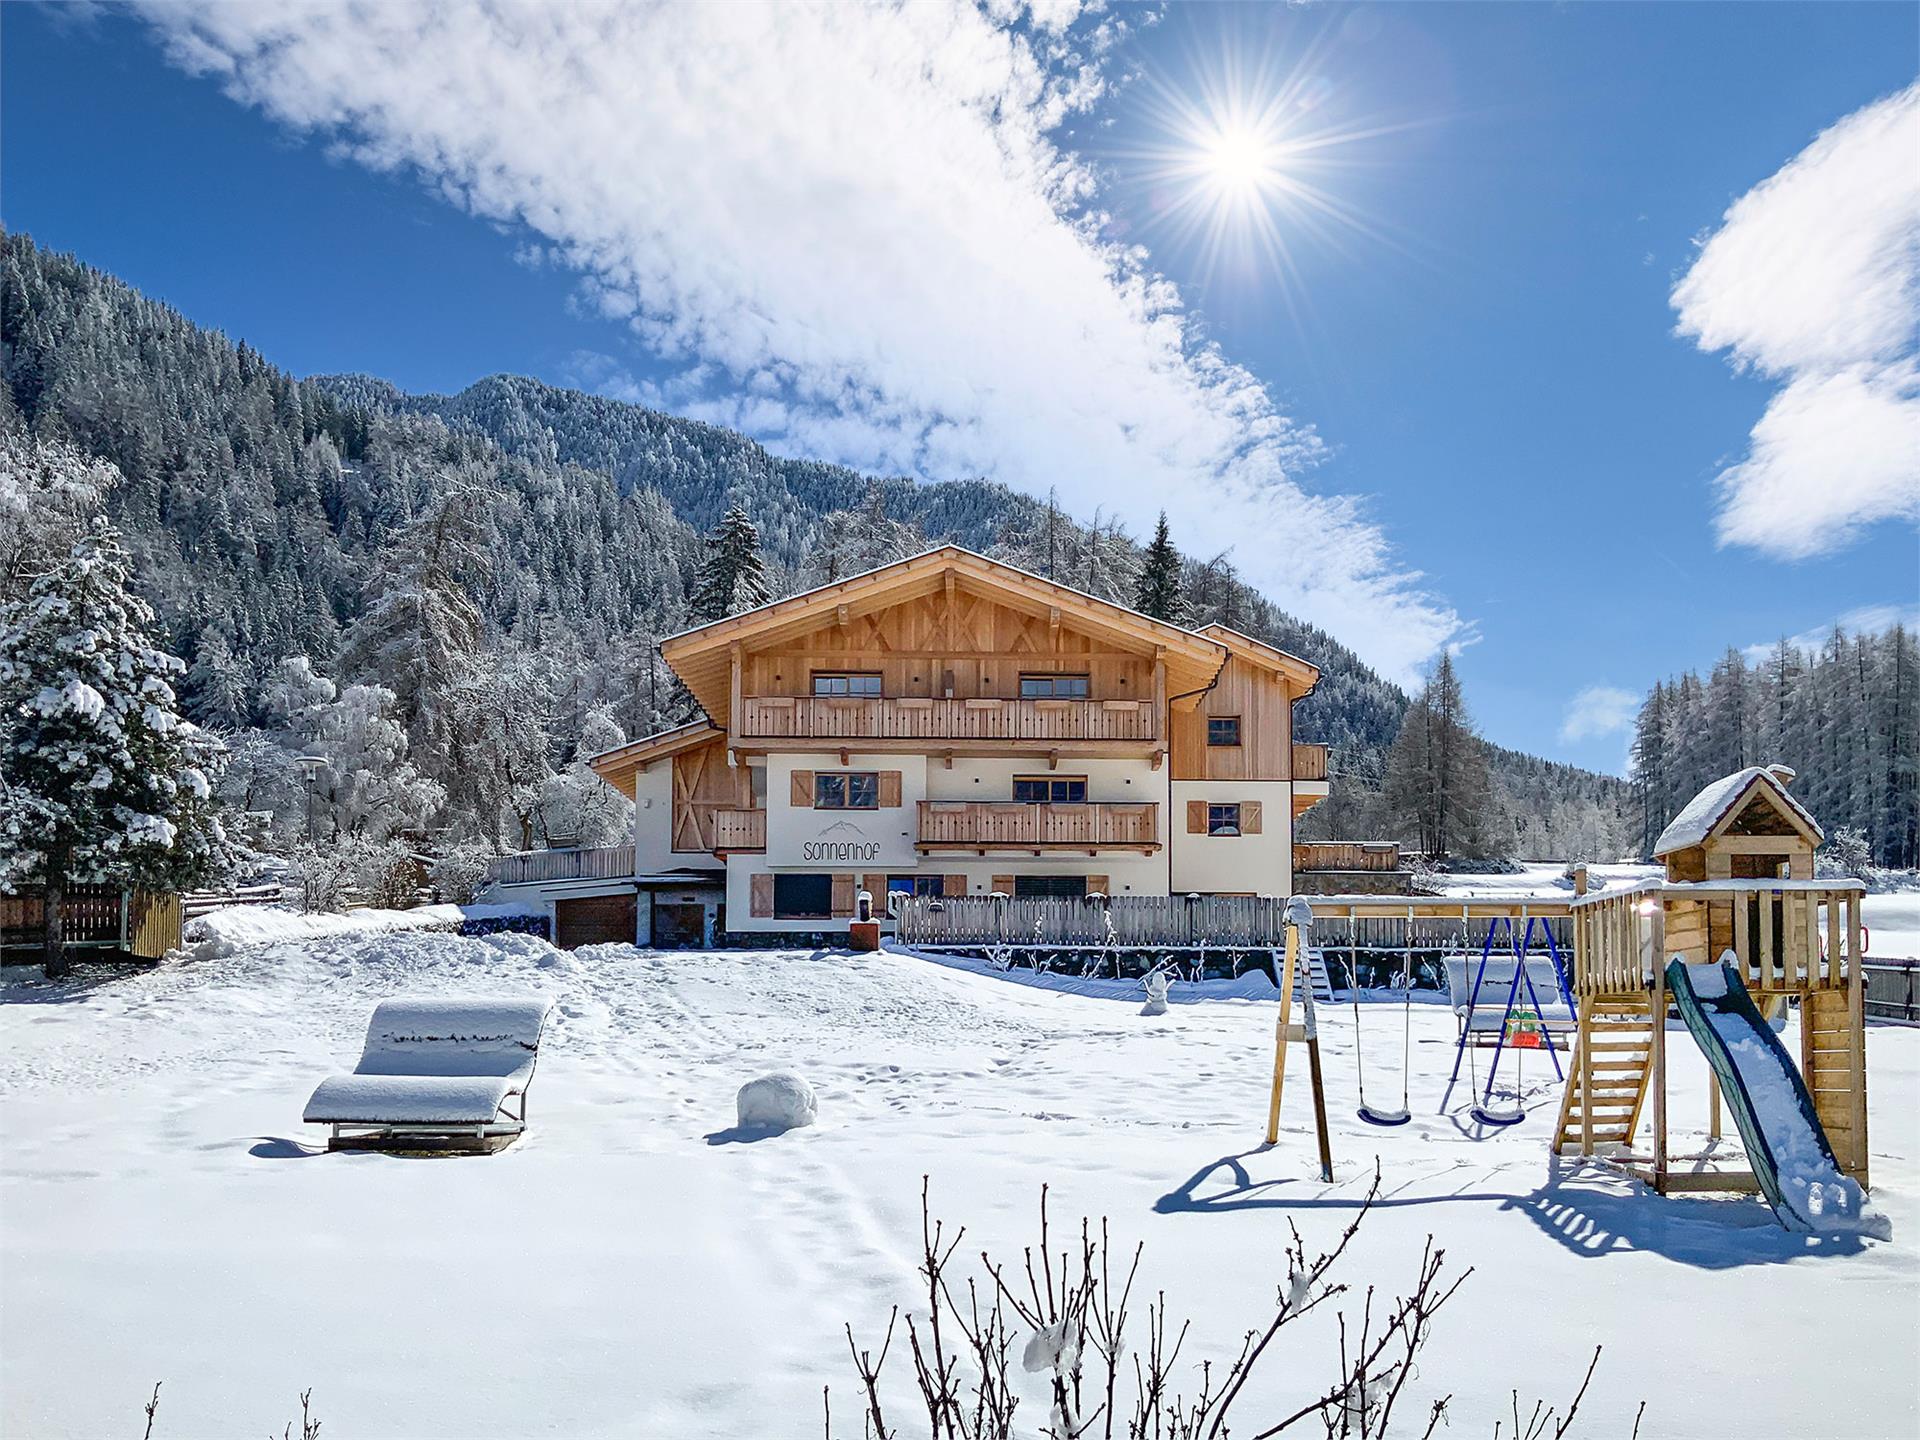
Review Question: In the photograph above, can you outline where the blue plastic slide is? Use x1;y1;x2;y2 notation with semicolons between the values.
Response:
1664;955;1860;1233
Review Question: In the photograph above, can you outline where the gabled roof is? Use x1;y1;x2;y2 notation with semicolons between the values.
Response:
1653;765;1823;856
587;720;722;794
659;546;1230;723
1196;623;1320;697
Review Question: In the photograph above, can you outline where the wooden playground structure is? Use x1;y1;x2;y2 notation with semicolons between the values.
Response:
1554;765;1870;1194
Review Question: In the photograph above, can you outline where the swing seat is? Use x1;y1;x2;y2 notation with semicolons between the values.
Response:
1470;1102;1526;1127
1358;1104;1412;1127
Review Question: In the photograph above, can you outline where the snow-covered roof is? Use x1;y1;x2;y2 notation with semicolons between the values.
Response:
1652;766;1822;857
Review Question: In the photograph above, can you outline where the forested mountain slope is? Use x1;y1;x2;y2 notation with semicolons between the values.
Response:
3;230;1633;858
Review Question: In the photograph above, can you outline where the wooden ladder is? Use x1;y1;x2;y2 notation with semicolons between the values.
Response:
1553;997;1656;1154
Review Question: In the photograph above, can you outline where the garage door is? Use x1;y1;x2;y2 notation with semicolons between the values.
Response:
555;894;637;949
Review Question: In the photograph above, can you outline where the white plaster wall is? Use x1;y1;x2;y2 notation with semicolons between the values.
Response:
1169;780;1295;896
631;762;678;875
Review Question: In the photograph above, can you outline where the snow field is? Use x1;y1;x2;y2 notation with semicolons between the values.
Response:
1;930;1915;1439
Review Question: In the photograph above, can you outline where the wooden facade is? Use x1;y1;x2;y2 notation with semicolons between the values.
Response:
1170;651;1293;780
670;736;746;854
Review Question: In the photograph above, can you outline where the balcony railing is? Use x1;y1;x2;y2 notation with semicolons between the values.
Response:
485;844;636;886
712;808;766;852
740;695;1157;744
1294;841;1399;873
1292;743;1329;781
917;800;1160;851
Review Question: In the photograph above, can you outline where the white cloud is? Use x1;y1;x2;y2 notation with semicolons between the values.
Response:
136;0;1459;685
1558;684;1639;744
1672;82;1920;559
1742;602;1920;663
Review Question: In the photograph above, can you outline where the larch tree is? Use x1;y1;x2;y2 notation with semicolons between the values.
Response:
1382;651;1498;863
1133;511;1186;623
339;473;491;764
0;521;231;975
691;504;771;622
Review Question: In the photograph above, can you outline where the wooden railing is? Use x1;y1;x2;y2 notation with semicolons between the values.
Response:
739;695;1157;743
485;844;636;887
712;809;766;852
895;893;1572;954
1570;879;1865;998
1294;841;1398;872
1291;743;1328;780
916;800;1160;851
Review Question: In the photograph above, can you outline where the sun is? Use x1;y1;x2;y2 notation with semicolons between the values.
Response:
1201;124;1284;195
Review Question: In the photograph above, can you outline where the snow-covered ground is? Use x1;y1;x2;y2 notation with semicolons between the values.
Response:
2;933;1915;1439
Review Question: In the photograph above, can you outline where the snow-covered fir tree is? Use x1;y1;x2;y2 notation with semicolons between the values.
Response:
691;504;771;622
1383;651;1499;862
0;521;230;974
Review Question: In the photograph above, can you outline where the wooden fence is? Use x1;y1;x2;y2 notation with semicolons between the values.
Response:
1;887;182;962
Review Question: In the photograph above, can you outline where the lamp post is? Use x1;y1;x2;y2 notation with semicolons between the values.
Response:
296;755;327;848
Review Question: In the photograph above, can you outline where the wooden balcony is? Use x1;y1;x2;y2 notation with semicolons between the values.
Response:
485;844;635;886
1294;841;1399;873
917;800;1160;853
1292;743;1329;781
712;808;766;853
738;695;1157;748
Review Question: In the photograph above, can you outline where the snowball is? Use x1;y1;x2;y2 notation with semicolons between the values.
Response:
735;1072;817;1133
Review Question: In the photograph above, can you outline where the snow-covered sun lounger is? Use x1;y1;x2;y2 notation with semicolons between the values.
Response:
303;996;556;1153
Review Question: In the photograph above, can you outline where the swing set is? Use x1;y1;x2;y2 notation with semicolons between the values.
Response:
1441;915;1576;1124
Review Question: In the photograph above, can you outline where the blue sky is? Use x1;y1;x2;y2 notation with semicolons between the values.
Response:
4;3;1915;775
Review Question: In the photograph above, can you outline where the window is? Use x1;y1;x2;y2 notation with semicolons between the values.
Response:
1208;716;1242;747
813;672;883;697
1013;775;1088;804
887;875;942;897
1015;874;1088;900
773;873;833;919
1019;673;1090;699
815;772;880;809
1208;803;1242;837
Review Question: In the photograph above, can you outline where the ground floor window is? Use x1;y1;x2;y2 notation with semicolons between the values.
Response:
1208;803;1242;836
773;873;834;919
1014;874;1087;900
887;875;942;897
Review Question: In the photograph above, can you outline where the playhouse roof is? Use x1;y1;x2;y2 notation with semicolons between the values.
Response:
1652;765;1823;857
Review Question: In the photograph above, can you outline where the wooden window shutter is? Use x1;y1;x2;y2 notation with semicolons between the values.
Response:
942;874;967;897
831;873;857;917
1086;874;1109;897
878;771;902;807
1186;800;1207;834
790;770;815;807
750;874;774;918
862;873;888;902
991;874;1015;895
1241;801;1263;835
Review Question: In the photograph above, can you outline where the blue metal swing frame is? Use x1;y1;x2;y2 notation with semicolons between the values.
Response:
1443;915;1575;1108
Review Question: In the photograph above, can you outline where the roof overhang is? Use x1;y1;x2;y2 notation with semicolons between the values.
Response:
1197;623;1320;697
660;547;1230;722
587;721;723;795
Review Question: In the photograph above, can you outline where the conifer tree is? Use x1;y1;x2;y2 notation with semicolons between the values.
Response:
1382;651;1498;862
691;504;770;622
0;522;231;974
1133;511;1185;623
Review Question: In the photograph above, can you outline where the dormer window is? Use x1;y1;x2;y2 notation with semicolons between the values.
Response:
813;672;882;697
1020;673;1090;699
